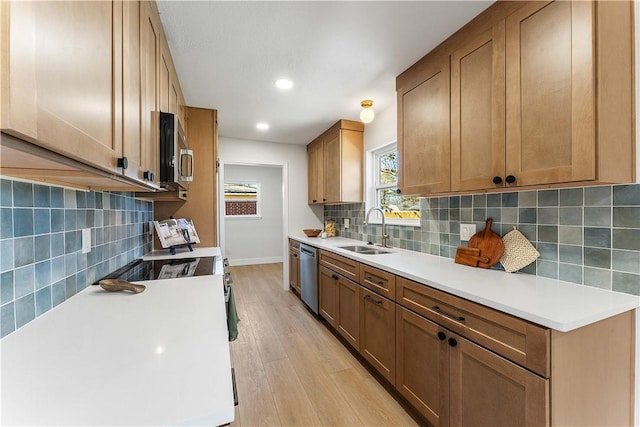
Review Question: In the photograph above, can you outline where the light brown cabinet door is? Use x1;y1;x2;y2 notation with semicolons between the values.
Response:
505;1;595;186
449;333;548;427
451;23;506;192
398;54;450;195
396;307;450;427
1;1;120;172
318;266;338;328
323;129;341;203
307;138;324;204
121;0;145;183
288;249;300;292
336;276;359;349
359;287;395;385
139;1;160;183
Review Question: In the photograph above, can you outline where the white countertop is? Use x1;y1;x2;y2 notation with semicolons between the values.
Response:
292;235;640;332
1;250;234;426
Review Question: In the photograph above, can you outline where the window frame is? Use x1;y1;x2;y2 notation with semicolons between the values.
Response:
223;181;262;219
366;141;420;227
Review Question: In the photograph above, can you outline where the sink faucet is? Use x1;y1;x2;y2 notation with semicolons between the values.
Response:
364;207;390;248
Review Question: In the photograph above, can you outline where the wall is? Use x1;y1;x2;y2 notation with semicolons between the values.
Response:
218;136;324;236
223;164;283;265
0;178;153;338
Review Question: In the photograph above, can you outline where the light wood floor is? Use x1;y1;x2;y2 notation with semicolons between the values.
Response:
228;263;420;427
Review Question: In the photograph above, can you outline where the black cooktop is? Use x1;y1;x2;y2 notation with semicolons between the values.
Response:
96;257;216;283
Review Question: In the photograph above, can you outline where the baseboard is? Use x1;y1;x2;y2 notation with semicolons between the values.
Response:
229;256;283;266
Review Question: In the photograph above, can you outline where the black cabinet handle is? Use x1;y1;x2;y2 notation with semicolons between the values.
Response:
432;306;465;322
365;276;384;286
293;253;298;258
437;331;446;341
143;170;154;181
331;274;339;280
117;157;128;169
312;199;317;203
492;176;503;184
448;337;458;348
396;188;402;194
364;294;383;305
506;175;516;184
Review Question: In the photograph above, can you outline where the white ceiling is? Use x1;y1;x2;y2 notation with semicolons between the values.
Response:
157;1;493;145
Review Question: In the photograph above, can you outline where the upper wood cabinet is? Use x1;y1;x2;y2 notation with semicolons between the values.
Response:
0;0;186;191
398;0;635;195
1;1;120;173
397;53;451;195
307;120;364;205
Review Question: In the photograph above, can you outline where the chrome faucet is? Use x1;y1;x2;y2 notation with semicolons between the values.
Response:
364;207;390;248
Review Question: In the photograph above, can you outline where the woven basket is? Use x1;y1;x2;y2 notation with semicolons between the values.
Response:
500;227;540;273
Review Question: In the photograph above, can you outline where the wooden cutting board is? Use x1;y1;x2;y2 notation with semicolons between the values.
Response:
468;218;504;268
454;246;490;267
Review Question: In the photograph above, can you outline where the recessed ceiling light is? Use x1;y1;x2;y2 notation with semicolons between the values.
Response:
256;122;270;131
275;79;293;90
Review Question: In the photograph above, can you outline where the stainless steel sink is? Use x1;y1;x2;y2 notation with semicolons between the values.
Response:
339;245;392;255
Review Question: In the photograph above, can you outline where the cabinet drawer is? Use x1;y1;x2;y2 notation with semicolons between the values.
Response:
359;264;396;300
396;277;550;377
319;250;359;282
289;238;300;251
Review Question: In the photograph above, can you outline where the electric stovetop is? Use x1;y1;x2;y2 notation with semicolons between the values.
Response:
96;256;216;283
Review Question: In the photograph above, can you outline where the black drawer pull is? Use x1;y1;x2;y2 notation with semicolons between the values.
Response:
432;306;465;322
448;337;458;348
331;274;339;280
437;331;446;341
365;276;384;286
364;294;382;305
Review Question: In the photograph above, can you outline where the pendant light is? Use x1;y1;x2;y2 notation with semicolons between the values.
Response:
360;100;375;123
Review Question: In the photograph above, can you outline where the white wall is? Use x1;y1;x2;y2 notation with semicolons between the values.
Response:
224;164;283;265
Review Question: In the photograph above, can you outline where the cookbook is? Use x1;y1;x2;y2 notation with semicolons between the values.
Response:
154;218;201;248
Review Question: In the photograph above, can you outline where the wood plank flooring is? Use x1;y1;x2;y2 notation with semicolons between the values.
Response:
228;263;420;427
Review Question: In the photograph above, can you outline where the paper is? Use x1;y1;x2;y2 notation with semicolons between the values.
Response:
154;218;201;248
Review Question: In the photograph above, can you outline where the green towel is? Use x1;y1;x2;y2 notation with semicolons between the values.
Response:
226;285;240;341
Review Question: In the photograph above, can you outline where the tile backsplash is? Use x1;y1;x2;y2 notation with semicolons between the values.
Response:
325;184;640;296
0;178;153;338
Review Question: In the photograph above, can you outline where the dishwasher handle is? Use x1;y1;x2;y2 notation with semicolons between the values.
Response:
300;247;316;257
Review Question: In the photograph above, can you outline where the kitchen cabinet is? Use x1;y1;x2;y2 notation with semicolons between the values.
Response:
1;0;120;172
306;120;364;205
359;286;395;385
398;0;635;195
288;239;300;293
396;306;547;427
307;137;324;204
397;53;451;195
318;265;338;328
336;274;360;350
0;0;187;190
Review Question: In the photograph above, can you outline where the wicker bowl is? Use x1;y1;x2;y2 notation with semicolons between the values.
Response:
303;229;322;237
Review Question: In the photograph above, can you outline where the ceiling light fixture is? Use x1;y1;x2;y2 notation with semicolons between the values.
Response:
360;100;375;124
275;79;293;90
256;122;270;131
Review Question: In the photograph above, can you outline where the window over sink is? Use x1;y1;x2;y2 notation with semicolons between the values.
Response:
368;142;420;226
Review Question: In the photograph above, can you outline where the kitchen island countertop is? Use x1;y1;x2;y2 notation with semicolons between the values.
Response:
1;248;234;426
290;235;640;332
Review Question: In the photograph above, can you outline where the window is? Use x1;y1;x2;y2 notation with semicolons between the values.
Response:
370;143;420;225
224;182;261;218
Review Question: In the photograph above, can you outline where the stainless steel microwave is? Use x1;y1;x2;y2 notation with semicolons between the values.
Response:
159;112;193;189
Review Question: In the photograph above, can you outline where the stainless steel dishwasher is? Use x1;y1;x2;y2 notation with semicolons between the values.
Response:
299;243;318;314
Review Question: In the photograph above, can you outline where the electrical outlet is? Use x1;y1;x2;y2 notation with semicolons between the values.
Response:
460;223;476;241
82;228;91;253
344;218;350;229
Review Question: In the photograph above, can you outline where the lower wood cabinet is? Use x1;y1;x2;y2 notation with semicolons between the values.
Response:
396;306;547;427
288;243;300;294
319;265;338;328
336;275;360;349
359;287;395;385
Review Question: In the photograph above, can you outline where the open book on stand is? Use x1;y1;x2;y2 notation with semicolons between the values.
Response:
154;218;201;249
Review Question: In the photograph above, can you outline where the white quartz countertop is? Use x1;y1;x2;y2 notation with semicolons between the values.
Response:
291;235;640;332
1;252;234;425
